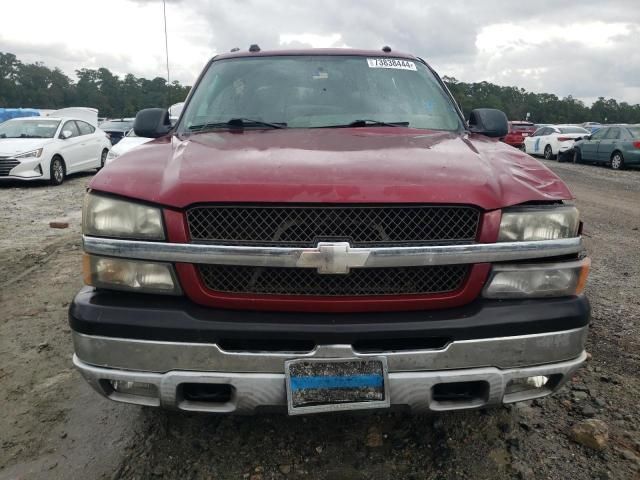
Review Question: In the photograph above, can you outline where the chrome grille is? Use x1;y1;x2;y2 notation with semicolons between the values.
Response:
198;264;468;296
187;205;480;246
0;158;19;176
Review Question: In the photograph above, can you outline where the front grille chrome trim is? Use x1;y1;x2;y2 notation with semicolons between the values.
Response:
83;236;583;270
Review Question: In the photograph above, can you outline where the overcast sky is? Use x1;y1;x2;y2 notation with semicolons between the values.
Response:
2;0;640;105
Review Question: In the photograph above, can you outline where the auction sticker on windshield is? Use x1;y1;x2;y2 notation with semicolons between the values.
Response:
367;58;417;71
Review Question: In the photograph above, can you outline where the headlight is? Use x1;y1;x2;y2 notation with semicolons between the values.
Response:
498;206;580;242
83;193;164;240
83;254;181;295
483;258;590;299
14;148;43;159
107;150;119;160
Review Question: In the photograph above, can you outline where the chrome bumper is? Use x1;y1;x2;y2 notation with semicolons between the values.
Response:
73;327;588;414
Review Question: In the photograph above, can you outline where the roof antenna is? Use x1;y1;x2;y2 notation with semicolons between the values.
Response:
162;0;171;101
382;45;392;52
249;44;261;52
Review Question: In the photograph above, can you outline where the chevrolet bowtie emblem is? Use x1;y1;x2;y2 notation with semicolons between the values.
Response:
296;242;370;274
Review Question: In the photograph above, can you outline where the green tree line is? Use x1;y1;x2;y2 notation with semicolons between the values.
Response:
0;52;190;117
1;51;639;123
443;76;640;124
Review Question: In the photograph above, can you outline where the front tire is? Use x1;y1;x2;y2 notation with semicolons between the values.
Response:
544;145;555;160
49;156;65;186
610;152;625;170
97;149;108;171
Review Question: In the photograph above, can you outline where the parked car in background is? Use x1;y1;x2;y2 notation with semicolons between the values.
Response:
502;121;536;149
0;108;40;124
169;102;185;119
104;129;152;165
581;122;602;133
104;104;184;166
573;124;640;169
0;108;110;185
524;125;589;159
99;118;135;145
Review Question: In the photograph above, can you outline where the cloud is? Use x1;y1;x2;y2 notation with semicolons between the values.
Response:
2;0;640;104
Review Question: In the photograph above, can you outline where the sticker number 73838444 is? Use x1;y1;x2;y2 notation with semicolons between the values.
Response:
367;58;417;71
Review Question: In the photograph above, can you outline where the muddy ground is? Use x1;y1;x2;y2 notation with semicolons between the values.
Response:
0;161;638;480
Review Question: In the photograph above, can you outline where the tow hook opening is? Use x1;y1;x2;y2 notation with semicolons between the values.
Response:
180;383;235;404
431;381;490;409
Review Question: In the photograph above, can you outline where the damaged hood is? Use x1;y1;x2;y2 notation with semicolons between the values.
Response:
90;128;573;210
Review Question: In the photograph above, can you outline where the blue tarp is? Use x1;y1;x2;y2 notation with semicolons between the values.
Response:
0;108;41;124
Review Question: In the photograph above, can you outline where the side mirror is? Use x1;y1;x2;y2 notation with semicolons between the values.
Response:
585;135;592;141
134;108;172;138
60;130;73;139
468;108;509;138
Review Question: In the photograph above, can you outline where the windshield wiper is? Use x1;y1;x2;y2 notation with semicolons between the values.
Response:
315;119;410;128
188;118;287;132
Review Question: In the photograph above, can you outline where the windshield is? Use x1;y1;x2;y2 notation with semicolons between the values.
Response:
100;121;133;130
558;127;589;134
0;119;60;139
178;55;463;132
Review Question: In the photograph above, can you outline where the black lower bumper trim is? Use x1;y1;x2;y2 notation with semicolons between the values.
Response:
69;287;590;344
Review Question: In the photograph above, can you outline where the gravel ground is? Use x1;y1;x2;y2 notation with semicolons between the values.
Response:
0;160;638;480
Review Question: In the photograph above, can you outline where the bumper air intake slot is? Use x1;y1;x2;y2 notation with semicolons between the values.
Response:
218;338;316;353
432;381;490;408
180;383;234;403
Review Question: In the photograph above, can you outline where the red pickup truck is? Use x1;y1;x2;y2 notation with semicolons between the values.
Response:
71;47;590;415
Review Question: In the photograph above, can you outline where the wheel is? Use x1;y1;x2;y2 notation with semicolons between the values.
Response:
49;156;65;186
544;145;555;160
610;151;625;170
572;149;581;164
97;149;108;171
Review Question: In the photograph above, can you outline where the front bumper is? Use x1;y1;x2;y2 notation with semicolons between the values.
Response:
0;157;45;180
70;289;590;414
73;347;587;414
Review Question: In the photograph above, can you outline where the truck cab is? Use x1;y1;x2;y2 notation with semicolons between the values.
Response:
70;47;589;415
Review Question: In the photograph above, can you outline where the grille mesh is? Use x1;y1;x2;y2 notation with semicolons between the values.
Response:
198;264;468;296
187;205;480;247
0;158;19;176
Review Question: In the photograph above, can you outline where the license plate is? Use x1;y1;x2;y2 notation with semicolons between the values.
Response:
285;358;390;415
522;133;529;137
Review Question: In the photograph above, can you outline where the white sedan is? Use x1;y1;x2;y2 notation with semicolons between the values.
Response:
524;125;589;160
105;129;152;166
0;109;111;185
104;102;184;166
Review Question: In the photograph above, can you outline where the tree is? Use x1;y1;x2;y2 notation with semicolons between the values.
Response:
0;51;190;116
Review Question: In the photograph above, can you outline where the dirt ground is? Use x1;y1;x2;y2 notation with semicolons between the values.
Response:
0;161;639;480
